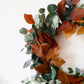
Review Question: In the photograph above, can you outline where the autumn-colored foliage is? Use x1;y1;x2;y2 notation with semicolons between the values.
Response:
71;0;80;5
24;14;35;24
77;27;84;35
28;28;33;33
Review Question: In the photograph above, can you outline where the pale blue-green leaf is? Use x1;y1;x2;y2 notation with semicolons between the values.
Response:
75;67;81;74
19;28;28;34
51;66;56;79
81;4;84;9
23;59;31;68
66;0;72;6
49;80;54;84
56;79;62;84
39;8;45;14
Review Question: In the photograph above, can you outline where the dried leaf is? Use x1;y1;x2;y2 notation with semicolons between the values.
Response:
67;75;84;83
77;27;84;35
59;20;73;32
32;44;44;57
70;8;84;20
41;43;50;52
24;14;35;24
34;64;50;74
64;23;77;39
50;58;65;66
57;0;65;19
46;47;61;61
57;70;70;84
73;20;84;24
36;30;44;43
28;28;33;33
71;0;80;5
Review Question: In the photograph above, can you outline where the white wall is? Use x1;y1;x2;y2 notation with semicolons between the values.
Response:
0;0;84;84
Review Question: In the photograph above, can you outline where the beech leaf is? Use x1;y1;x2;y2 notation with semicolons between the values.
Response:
77;27;84;35
50;58;65;66
24;14;35;24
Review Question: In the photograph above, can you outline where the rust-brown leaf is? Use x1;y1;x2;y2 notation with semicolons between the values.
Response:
28;28;33;33
46;47;61;61
36;30;44;43
71;0;80;5
24;14;35;24
57;0;65;19
59;20;73;32
70;8;84;20
57;70;70;84
34;64;50;74
64;23;77;39
67;75;84;83
32;44;44;57
77;27;84;35
50;58;65;66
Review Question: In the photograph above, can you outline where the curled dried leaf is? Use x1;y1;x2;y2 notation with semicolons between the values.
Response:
71;0;80;5
36;30;44;43
57;70;70;84
50;58;65;66
34;64;50;74
24;14;35;24
77;27;84;35
57;0;65;19
67;75;84;83
46;47;61;61
64;23;77;39
70;8;84;20
59;20;72;32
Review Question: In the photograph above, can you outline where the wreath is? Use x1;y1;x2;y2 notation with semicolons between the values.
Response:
20;0;84;84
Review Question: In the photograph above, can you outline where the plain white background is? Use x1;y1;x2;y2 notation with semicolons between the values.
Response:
0;0;84;84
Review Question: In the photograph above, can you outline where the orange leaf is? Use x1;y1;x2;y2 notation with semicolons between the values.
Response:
57;0;65;19
70;8;84;20
67;75;84;83
77;27;84;35
57;70;70;84
28;28;33;33
59;20;73;32
36;30;44;43
41;43;50;52
24;14;35;24
64;23;77;39
50;58;65;66
32;44;44;57
73;20;84;24
34;64;50;74
46;47;61;61
71;0;80;5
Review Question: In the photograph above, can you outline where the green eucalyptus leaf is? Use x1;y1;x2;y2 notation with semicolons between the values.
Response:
26;45;32;54
39;8;45;14
82;73;84;78
23;59;31;68
21;80;25;83
73;73;80;77
66;0;72;6
56;80;62;84
51;66;56;79
43;73;52;81
75;67;81;74
81;4;84;9
68;67;73;73
49;80;54;84
46;13;56;23
25;81;31;84
47;4;57;13
24;33;34;43
20;28;28;34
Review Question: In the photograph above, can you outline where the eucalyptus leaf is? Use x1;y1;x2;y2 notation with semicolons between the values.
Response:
20;28;28;34
81;4;84;9
75;67;81;74
82;73;84;78
51;66;56;79
43;73;52;81
39;8;45;14
23;59;31;68
24;33;34;43
66;0;72;6
49;80;54;84
68;67;73;73
47;4;57;13
73;73;80;77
